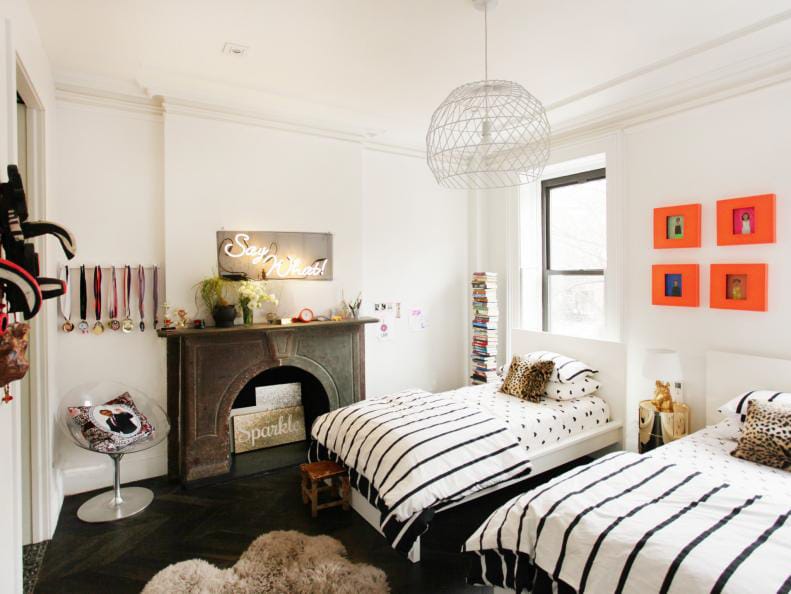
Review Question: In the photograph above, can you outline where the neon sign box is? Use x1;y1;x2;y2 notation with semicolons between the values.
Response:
216;231;333;281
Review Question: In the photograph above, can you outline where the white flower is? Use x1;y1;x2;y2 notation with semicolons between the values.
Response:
237;280;278;309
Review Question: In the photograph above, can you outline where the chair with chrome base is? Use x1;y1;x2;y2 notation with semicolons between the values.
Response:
60;381;169;522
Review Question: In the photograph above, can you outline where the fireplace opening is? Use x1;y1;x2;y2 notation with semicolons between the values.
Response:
228;365;330;478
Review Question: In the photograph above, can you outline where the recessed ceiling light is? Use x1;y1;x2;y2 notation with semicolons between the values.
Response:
222;42;249;57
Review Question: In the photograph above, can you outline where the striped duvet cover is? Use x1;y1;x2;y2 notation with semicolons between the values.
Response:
308;388;532;554
464;451;791;594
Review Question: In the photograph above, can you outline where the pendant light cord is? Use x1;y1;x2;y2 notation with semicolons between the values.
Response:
484;5;488;81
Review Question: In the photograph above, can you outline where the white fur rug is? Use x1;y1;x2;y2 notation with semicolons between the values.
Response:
142;530;390;594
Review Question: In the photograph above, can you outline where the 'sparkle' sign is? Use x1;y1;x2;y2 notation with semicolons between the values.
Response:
217;231;333;281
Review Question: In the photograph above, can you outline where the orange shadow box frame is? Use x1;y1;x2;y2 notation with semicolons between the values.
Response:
716;194;775;246
710;263;768;312
653;203;702;249
651;264;700;307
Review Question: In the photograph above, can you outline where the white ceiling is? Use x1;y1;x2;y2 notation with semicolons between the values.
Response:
29;0;791;146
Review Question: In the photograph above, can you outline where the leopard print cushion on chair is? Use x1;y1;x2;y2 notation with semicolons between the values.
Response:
502;357;555;403
731;400;791;471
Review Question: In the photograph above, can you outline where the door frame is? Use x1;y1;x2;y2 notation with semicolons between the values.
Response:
16;57;55;544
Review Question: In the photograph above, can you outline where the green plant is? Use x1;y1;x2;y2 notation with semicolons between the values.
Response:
195;276;233;311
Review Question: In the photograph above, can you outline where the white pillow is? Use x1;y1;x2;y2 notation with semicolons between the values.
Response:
718;390;791;422
542;377;601;401
524;351;598;384
708;417;742;442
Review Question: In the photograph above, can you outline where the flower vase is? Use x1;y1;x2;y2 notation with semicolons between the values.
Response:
241;302;254;325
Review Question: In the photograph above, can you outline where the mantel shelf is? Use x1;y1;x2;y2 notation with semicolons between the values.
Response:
157;316;378;338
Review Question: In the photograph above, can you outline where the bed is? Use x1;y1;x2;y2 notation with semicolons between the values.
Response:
464;350;791;594
309;330;625;562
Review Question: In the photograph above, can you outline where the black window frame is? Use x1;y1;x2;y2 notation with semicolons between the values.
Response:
541;168;607;332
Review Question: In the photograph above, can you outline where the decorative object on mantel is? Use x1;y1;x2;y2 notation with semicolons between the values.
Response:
709;263;768;312
426;0;550;190
60;381;169;522
216;230;333;281
342;292;362;320
653;203;701;249
651;264;700;307
716;194;775;246
293;308;315;323
160;301;175;331
196;275;236;327
175;308;189;328
237;279;278;325
141;531;390;594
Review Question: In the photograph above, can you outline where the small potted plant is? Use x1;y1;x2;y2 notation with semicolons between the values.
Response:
196;276;236;327
237;280;278;325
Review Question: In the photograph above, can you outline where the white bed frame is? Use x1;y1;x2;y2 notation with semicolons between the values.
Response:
350;330;626;563
489;349;791;594
705;350;791;425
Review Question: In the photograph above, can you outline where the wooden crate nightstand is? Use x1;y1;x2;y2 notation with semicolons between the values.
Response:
299;461;350;518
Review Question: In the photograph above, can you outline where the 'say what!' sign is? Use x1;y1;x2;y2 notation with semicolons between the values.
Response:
217;231;333;281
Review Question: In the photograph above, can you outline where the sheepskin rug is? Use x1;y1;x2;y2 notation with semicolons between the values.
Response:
142;530;390;594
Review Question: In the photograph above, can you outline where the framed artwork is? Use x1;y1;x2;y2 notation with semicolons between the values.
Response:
716;194;775;246
710;263;768;311
651;264;700;307
653;203;701;249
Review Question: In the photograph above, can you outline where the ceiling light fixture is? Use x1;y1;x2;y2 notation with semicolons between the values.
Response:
426;0;551;190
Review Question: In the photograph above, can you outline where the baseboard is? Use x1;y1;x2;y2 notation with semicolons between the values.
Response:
59;445;167;496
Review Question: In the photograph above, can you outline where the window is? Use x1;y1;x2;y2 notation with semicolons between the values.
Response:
541;169;606;337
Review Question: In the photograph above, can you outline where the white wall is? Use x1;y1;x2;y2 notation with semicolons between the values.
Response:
50;99;470;496
53;100;165;494
361;149;468;396
622;81;791;445
481;80;791;450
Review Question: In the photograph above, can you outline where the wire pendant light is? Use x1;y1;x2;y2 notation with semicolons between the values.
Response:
426;0;550;190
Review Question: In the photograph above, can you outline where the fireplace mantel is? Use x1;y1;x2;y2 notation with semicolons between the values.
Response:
160;317;377;483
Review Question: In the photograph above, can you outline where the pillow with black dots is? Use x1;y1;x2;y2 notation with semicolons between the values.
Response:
543;377;601;401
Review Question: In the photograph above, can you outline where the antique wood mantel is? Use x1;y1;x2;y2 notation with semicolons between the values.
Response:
158;317;376;483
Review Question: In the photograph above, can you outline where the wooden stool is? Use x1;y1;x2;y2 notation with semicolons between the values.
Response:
299;461;350;518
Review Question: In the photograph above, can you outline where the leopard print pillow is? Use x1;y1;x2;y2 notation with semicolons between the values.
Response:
502;357;555;403
731;400;790;471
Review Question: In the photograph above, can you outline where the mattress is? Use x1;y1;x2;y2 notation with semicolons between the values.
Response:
646;422;790;498
437;381;610;454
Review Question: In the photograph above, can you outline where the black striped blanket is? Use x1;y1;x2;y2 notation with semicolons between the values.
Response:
464;451;791;594
308;389;532;554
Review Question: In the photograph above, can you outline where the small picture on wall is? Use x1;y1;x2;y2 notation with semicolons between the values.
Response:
732;207;755;236
725;274;748;301
666;216;685;240
664;273;683;297
711;264;767;311
653;203;701;249
652;264;699;307
717;194;775;246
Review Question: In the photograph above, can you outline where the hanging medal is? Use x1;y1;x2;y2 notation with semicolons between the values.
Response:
152;265;159;330
91;266;104;335
137;265;146;332
59;266;74;332
78;265;89;334
109;266;121;331
122;265;134;333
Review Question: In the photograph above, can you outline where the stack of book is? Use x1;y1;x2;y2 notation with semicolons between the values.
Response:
471;272;498;384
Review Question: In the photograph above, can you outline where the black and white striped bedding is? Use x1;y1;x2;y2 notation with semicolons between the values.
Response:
308;388;532;554
464;450;791;594
719;389;791;421
523;351;598;384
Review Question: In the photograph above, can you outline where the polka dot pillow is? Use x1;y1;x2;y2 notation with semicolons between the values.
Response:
543;377;601;401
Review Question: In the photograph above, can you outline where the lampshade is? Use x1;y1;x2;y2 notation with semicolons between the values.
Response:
642;349;683;381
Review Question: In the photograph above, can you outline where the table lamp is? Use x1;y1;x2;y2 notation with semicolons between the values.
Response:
642;349;683;411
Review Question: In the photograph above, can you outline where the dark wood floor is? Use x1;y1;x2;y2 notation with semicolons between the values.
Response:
36;460;585;593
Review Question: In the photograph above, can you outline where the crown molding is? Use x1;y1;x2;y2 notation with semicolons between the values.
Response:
55;83;162;116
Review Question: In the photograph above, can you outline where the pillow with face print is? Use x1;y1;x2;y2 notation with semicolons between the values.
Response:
68;392;153;453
